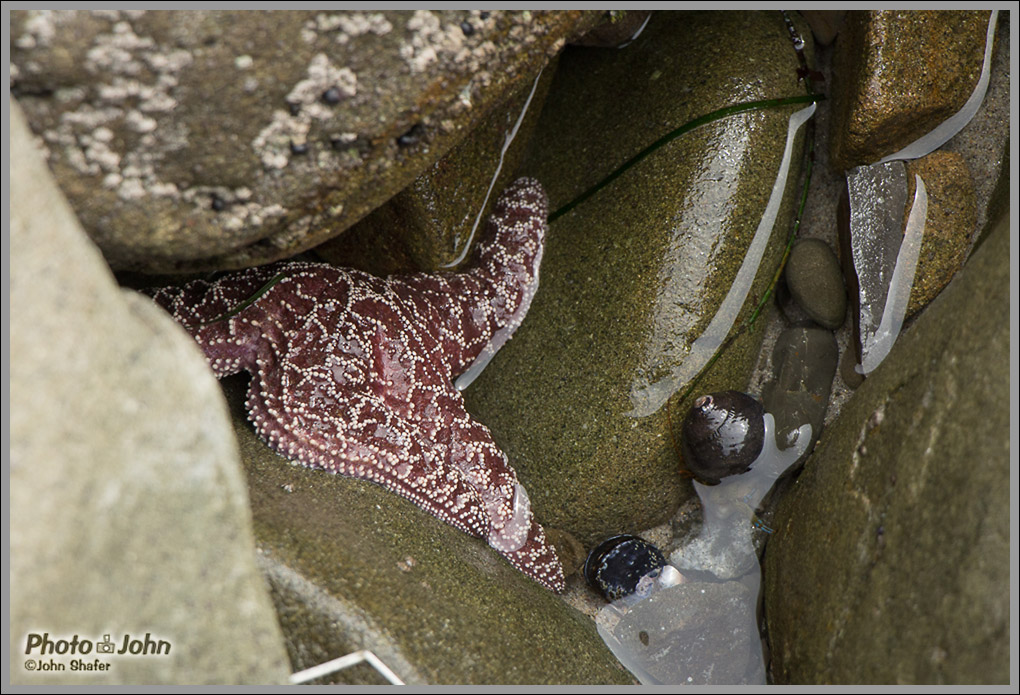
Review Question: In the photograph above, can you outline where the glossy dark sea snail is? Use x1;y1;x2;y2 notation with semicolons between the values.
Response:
584;535;668;602
681;391;765;485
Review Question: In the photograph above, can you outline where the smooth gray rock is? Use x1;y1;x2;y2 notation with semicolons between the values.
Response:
762;324;838;452
9;100;290;685
763;206;1010;684
783;238;847;329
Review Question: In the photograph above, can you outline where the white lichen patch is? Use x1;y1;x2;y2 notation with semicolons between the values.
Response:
398;10;504;100
85;21;156;75
288;53;357;115
252;54;357;170
180;186;286;231
16;10;59;49
253;111;311;170
28;11;197;206
303;12;393;44
124;109;157;133
14;9;300;239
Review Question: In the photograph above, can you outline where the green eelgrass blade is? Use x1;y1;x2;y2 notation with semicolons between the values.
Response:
194;270;290;328
673;117;816;407
548;92;825;223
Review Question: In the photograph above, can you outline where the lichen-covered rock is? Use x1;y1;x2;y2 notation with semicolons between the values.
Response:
763;209;1009;684
313;60;556;274
9;100;290;685
465;11;815;545
829;10;995;170
10;9;604;273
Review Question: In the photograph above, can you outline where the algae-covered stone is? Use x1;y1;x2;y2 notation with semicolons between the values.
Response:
10;101;290;685
901;151;977;318
465;11;815;546
763;209;1009;684
830;10;995;170
10;9;604;273
221;377;632;685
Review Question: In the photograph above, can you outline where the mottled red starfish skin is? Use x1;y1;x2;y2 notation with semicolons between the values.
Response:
146;178;565;593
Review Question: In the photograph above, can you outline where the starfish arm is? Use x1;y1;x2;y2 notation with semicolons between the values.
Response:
248;374;494;541
388;177;549;381
426;388;565;592
144;264;293;378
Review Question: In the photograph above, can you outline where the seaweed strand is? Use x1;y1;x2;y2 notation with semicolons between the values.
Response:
548;92;824;223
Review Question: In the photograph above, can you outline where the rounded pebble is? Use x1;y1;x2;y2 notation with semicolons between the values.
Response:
784;238;847;329
762;325;838;452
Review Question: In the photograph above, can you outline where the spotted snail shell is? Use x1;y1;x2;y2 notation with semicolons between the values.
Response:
681;390;765;485
583;534;668;602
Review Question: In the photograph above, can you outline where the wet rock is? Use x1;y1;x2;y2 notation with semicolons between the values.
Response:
783;238;847;329
763;208;1009;684
221;377;632;685
838;160;912;372
600;580;762;685
799;11;845;46
761;325;838;452
839;151;978;373
838;343;865;390
313;59;556;274
901;152;977;317
465;11;816;545
830;10;995;170
9;101;290;685
10;9;604;273
571;10;652;48
546;527;587;578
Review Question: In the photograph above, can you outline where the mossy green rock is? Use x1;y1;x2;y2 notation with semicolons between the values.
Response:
221;373;632;685
465;11;814;546
763;211;1009;683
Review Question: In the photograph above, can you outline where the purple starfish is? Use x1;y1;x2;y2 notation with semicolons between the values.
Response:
146;177;565;592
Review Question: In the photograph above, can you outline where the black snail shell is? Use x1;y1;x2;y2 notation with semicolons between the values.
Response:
584;535;668;602
681;390;765;485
